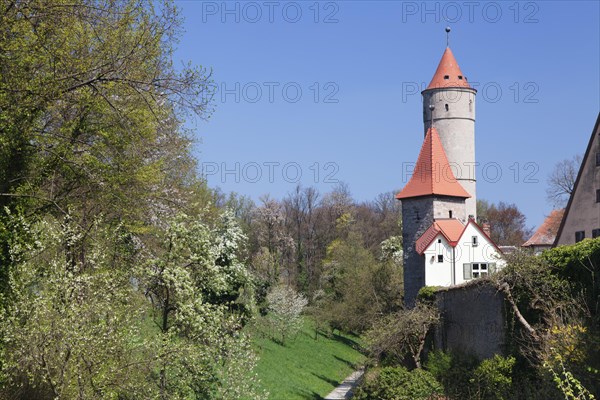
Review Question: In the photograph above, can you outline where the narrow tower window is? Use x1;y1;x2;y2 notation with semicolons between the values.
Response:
596;152;600;166
469;99;473;112
445;104;449;111
449;210;453;218
596;189;600;203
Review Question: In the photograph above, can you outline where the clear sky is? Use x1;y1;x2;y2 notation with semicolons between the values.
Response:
173;0;600;229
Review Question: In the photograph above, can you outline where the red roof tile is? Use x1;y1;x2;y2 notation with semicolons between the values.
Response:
426;47;472;90
523;209;565;247
415;218;504;256
396;127;471;200
415;219;465;255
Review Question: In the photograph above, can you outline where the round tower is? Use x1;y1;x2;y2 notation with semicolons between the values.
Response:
422;46;477;219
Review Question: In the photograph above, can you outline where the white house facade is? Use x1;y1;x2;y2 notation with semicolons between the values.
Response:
418;219;505;288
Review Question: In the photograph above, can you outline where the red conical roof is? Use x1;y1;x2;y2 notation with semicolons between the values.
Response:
396;127;471;200
426;47;472;90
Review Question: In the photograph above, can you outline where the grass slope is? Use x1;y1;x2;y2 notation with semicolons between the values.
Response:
252;317;365;400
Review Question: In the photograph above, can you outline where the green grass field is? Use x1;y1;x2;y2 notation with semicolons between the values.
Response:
251;317;365;400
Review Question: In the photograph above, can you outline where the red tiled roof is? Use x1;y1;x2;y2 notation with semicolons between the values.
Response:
523;209;565;247
426;47;472;90
415;218;505;256
396;127;471;200
415;219;465;255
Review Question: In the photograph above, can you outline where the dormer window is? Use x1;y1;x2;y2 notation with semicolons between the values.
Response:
443;75;449;80
458;75;463;80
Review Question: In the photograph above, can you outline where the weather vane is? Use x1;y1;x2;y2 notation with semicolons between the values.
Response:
445;26;451;47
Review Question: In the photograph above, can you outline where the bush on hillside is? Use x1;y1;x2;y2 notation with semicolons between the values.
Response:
354;366;443;400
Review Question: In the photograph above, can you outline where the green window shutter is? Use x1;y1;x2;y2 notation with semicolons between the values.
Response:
463;263;472;280
489;263;497;274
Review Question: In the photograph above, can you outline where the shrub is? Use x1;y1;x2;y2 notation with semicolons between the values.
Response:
354;366;443;400
472;355;516;400
417;286;439;305
365;304;439;368
424;350;477;398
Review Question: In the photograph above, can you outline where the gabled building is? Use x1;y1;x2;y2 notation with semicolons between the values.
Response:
417;218;504;288
555;113;600;246
397;43;504;306
523;209;564;253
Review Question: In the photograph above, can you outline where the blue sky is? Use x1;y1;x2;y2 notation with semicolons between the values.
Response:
174;0;600;229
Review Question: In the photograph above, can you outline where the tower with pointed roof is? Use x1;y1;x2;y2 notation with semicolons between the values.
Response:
397;127;471;306
423;46;477;219
397;38;502;307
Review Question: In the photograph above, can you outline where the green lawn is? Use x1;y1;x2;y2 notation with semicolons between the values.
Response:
251;317;365;400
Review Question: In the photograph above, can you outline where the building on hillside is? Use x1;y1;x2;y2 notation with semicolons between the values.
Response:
555;113;600;246
522;209;564;254
397;39;504;307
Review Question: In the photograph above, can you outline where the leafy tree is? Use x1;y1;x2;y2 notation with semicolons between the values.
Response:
1;215;148;398
265;285;308;345
1;209;265;399
251;196;295;283
319;232;402;333
141;212;261;399
0;0;215;267
488;247;599;397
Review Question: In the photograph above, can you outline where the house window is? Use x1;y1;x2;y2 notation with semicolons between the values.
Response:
575;231;585;242
463;263;496;280
596;189;600;203
472;236;479;246
593;229;600;238
437;254;444;263
438;239;442;243
472;263;488;278
596;152;600;166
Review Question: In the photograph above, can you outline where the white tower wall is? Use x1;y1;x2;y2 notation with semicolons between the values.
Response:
422;87;477;219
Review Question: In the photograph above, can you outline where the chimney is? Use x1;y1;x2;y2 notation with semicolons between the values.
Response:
482;222;491;237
